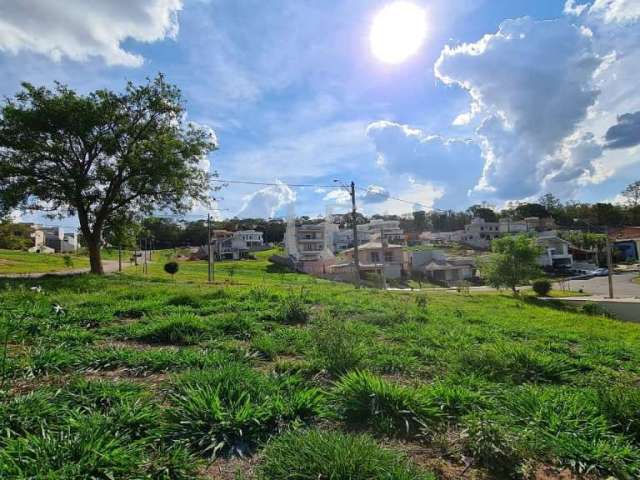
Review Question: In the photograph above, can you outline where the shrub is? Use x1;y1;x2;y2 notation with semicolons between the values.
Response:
312;316;363;375
532;279;552;296
164;261;179;279
581;302;613;318
332;370;440;436
279;293;309;324
463;413;523;475
258;429;434;480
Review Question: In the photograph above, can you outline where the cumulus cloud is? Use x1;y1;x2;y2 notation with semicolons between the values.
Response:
368;180;443;216
0;0;182;66
366;120;483;207
604;111;640;149
323;189;351;205
361;185;390;204
589;0;640;24
236;181;295;219
435;17;603;199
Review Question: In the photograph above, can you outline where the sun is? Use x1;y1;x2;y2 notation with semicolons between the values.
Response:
370;1;428;64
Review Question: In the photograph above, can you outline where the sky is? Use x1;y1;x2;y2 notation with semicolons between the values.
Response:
1;0;640;222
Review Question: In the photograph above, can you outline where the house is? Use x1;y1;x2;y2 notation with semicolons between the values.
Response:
610;227;640;262
460;218;501;249
233;230;263;250
536;232;573;268
284;220;336;274
423;259;476;287
211;230;250;260
35;226;78;253
499;217;555;234
409;249;476;286
331;241;405;280
358;219;405;245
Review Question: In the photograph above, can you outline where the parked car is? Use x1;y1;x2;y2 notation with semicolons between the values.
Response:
591;268;609;277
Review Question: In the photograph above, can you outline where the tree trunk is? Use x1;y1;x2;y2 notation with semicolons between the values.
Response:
86;236;104;275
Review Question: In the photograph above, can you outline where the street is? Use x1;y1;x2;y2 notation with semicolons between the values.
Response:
561;272;640;298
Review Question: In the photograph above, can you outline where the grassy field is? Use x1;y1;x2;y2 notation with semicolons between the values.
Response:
0;249;90;274
1;251;640;479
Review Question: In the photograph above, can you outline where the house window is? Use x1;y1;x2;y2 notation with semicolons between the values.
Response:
370;251;380;263
384;252;394;262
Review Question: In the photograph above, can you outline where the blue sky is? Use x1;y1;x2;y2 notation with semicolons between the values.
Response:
1;0;640;221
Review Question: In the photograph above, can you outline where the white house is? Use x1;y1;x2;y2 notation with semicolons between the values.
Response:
459;218;501;249
331;241;405;280
233;230;263;250
284;220;336;274
536;232;573;268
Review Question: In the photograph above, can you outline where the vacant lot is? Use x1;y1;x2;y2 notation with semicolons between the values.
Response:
0;249;90;274
1;251;639;479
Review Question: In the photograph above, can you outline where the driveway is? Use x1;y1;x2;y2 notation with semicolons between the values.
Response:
561;272;640;298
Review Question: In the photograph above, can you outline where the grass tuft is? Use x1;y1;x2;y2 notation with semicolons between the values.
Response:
332;370;440;437
258;429;434;480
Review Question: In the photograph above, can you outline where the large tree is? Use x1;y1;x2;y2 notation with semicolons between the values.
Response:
0;75;216;273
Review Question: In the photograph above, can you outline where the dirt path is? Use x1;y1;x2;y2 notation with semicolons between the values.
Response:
0;260;122;279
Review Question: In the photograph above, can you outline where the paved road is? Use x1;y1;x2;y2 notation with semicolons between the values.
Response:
561;272;640;298
0;260;121;279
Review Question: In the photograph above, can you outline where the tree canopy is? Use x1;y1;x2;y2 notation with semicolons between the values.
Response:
479;234;543;293
0;75;216;273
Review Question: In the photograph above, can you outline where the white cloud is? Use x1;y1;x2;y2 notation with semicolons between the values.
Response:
367;180;443;216
361;185;390;204
236;180;295;219
366;120;483;208
323;189;351;206
435;17;603;199
0;0;182;66
589;0;640;24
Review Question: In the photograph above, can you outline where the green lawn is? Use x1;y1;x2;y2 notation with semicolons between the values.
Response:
1;251;640;478
0;249;89;274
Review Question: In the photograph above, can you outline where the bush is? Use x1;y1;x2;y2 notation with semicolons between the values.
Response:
312;316;363;375
164;261;179;279
581;302;613;318
258;429;434;480
279;293;309;324
332;370;440;436
532;279;552;296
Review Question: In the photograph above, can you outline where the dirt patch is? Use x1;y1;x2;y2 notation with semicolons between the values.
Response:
533;465;590;480
201;454;259;480
97;339;180;352
83;368;169;387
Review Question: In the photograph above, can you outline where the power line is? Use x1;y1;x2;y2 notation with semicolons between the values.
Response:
210;177;447;213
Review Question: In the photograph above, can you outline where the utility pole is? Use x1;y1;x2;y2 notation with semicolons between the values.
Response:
606;227;614;299
379;225;387;290
143;237;148;274
207;213;213;284
350;181;361;289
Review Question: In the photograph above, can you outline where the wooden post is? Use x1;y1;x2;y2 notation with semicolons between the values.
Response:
606;228;614;299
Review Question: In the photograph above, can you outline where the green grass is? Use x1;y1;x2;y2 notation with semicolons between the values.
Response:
2;251;640;478
0;249;89;274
